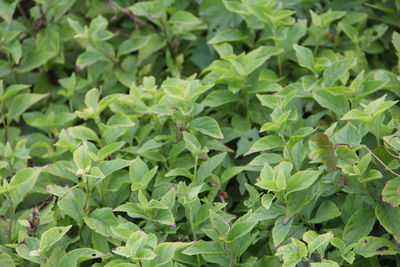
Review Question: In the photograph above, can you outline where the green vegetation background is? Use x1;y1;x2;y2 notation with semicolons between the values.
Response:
0;0;400;266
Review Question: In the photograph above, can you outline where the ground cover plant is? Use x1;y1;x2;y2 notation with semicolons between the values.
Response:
0;0;400;266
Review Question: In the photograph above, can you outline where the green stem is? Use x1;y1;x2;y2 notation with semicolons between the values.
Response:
193;156;198;183
314;29;321;55
6;196;14;243
277;54;283;77
83;176;91;212
188;207;197;242
226;242;235;267
4;119;8;144
0;104;6;143
351;143;400;177
374;119;381;147
17;4;35;35
159;17;174;56
271;25;282;77
188;205;201;266
8;216;13;243
280;135;298;172
68;98;74;112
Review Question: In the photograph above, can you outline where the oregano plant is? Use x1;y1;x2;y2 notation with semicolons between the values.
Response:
0;0;400;266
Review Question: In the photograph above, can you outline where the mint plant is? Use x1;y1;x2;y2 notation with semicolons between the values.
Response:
1;0;400;266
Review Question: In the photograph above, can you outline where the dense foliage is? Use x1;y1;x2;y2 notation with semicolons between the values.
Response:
1;0;400;266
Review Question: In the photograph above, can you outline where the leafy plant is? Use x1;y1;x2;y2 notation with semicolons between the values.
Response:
0;0;400;266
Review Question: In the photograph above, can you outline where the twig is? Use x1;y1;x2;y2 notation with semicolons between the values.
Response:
108;0;143;32
27;195;53;235
351;143;400;177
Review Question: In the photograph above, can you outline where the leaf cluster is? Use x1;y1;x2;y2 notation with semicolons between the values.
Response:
0;0;400;266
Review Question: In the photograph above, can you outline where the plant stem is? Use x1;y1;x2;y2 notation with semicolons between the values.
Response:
374;119;381;147
352;143;400;177
193;156;198;183
0;104;6;143
188;207;197;242
83;176;91;212
6;196;14;243
277;54;283;77
281;135;298;172
17;4;35;35
271;25;282;77
159;17;174;57
188;205;201;266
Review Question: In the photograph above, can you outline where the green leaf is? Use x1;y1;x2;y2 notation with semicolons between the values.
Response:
182;131;202;155
320;10;347;27
58;188;86;224
130;158;157;191
59;248;104;267
276;238;308;267
10;40;22;64
245;135;284;155
183;240;230;265
331;123;362;144
0;253;15;267
137;139;164;154
208;29;249;45
16;50;54;73
353;237;400;257
84;208;119;238
202;90;240;107
310;261;340;267
0;0;17;24
68;126;99;141
272;216;294;247
382;177;400;207
129;157;148;182
306;231;334;256
182;240;225;255
8;167;42;207
392;31;400;52
310;200;341;223
7;93;48;123
341;109;371;122
225;221;258;242
338;21;359;43
88;15;113;41
40;225;72;255
0;84;30;102
336;146;359;166
118;35;151;57
197;152;226;183
67;18;84;35
221;166;254;184
375;204;400;240
243;46;284;75
97;141;125;160
170;10;202;25
342;208;375;244
208;209;230;236
16;237;44;264
313;90;349;116
293;44;315;72
189;116;224;139
73;145;91;171
152;242;191;265
76;51;107;69
323;59;356;86
286;170;322;196
314;133;337;171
